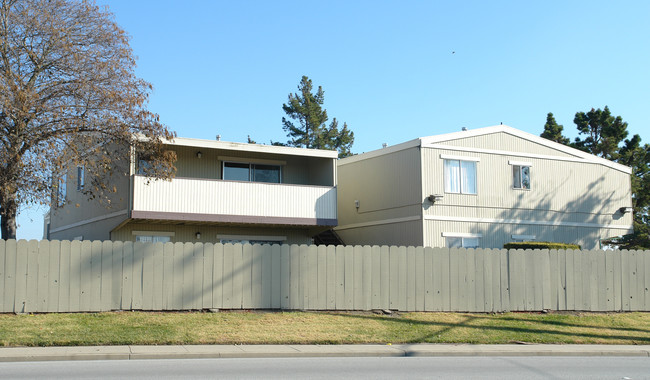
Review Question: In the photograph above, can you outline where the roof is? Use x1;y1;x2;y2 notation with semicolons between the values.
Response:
338;125;632;174
165;137;339;159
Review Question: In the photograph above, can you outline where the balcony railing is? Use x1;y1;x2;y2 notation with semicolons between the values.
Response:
131;176;337;226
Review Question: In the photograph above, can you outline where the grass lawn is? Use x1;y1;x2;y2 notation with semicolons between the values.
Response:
1;311;649;347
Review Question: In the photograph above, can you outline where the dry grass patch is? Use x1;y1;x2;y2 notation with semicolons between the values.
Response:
1;311;649;347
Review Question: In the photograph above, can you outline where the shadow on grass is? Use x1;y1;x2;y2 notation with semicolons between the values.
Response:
332;313;650;344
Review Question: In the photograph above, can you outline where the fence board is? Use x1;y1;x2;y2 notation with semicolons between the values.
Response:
289;244;301;309
242;244;253;309
120;242;133;310
406;246;416;311
25;240;39;313
424;247;434;311
474;249;484;312
46;241;61;313
325;245;336;309
141;242;154;310
483;249;493;312
362;245;372;311
636;251;645;310
212;243;224;309
151;242;165;310
306;245;318;310
131;242;144;310
270;244;281;309
111;241;123;310
449;248;459;311
415;247;425;312
388;246;400;310
36;241;50;312
251;244;264;309
371;246;381;310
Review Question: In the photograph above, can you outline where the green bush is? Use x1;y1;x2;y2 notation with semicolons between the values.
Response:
503;241;581;250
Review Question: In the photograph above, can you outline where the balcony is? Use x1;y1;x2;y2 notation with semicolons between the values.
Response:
131;176;337;226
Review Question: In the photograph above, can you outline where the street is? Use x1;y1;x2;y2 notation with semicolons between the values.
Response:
1;356;649;379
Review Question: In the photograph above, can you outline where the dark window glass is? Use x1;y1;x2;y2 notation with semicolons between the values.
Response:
252;164;281;183
223;162;250;181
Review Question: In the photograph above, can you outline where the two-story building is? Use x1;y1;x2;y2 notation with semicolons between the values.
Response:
45;137;338;245
335;125;634;249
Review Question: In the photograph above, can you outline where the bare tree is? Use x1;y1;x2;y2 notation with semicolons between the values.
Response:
0;0;175;239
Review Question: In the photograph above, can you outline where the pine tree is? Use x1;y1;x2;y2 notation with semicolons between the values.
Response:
280;76;354;158
540;113;570;144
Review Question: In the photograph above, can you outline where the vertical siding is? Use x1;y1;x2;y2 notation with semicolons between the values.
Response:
132;176;336;220
2;240;649;313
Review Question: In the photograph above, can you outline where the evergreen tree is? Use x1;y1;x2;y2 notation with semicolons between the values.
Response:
280;76;354;158
544;107;649;249
572;106;629;160
540;113;570;144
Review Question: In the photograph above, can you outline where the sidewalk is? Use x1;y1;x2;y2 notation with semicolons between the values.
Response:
1;344;650;362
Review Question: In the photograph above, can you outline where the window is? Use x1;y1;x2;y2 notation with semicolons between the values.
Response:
77;166;85;191
217;234;286;245
132;230;174;243
57;174;67;207
223;162;281;183
511;234;536;242
135;235;171;243
513;165;531;189
509;160;532;190
442;232;482;248
443;157;477;194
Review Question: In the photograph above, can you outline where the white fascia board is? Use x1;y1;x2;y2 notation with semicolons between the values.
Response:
165;137;339;159
337;138;421;166
420;125;631;174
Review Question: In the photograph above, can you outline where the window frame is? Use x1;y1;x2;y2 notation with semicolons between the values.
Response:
441;154;479;195
57;174;67;207
222;161;282;183
442;232;482;249
77;166;85;191
509;160;532;190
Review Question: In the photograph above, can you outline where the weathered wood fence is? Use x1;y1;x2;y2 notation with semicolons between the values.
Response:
1;239;649;313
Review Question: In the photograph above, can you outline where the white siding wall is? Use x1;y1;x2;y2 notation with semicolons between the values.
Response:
132;176;337;220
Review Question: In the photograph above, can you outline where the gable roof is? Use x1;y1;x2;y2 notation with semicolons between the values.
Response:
340;125;632;174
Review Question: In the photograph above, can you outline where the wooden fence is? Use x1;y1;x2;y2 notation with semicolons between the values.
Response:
0;239;649;313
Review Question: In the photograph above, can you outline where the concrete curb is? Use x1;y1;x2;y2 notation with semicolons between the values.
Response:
1;344;649;362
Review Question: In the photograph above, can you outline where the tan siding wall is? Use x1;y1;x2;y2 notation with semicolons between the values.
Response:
337;146;422;228
172;145;335;186
49;162;130;232
49;213;128;242
421;145;632;247
336;220;423;247
437;132;579;158
424;220;631;250
111;222;312;245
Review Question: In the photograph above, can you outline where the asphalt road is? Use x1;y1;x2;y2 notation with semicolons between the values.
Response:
1;356;649;379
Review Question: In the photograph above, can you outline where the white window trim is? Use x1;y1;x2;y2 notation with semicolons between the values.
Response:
218;156;286;166
508;160;533;167
222;161;283;183
441;232;483;238
217;234;286;242
512;234;536;241
132;230;175;237
440;154;480;162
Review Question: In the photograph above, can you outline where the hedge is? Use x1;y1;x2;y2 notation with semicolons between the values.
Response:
503;241;582;250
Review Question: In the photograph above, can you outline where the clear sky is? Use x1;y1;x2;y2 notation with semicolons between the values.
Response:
16;0;650;240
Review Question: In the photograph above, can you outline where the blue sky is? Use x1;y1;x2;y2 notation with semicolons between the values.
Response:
16;0;650;239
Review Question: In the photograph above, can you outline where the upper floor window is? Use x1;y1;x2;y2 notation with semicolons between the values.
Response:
77;166;85;191
509;161;532;190
57;174;67;207
223;162;281;183
442;155;479;194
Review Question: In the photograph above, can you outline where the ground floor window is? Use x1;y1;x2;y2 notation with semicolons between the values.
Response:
442;232;482;248
133;230;174;243
217;234;286;245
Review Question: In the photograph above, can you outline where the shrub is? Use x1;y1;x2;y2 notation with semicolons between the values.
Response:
503;241;581;250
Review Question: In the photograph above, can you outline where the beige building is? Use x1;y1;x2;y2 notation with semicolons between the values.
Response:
335;125;634;249
45;137;338;245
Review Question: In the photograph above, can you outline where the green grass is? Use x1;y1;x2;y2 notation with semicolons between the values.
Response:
1;311;649;347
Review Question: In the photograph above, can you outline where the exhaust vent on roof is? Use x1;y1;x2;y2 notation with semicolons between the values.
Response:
461;127;468;131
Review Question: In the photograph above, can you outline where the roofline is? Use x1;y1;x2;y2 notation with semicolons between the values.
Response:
340;125;632;174
164;137;339;159
337;138;421;166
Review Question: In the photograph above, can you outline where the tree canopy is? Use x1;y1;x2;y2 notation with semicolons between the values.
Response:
0;0;175;239
540;107;650;249
279;76;354;158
